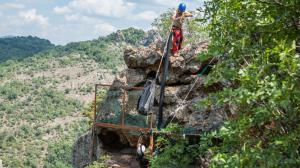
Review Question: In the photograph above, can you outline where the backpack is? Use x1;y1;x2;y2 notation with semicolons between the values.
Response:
137;80;156;115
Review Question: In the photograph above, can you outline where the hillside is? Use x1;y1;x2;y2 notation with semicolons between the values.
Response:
75;2;299;168
0;36;55;62
0;28;150;168
1;1;299;167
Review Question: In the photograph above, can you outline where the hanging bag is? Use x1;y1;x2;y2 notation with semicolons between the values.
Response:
137;80;156;115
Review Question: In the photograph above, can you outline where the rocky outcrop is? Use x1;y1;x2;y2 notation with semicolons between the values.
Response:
118;39;226;132
72;132;102;168
72;38;227;167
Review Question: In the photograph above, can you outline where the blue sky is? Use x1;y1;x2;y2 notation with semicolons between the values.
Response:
0;0;204;45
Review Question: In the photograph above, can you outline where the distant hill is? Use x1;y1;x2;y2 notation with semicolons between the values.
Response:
0;27;149;168
0;36;55;62
0;35;15;38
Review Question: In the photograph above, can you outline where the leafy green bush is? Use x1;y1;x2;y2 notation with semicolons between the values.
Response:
152;9;208;43
44;121;89;168
86;155;111;168
152;9;173;39
44;139;74;168
0;80;30;100
105;27;145;45
32;88;82;120
79;85;93;93
196;0;300;167
151;124;200;168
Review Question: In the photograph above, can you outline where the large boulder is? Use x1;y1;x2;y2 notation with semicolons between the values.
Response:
123;42;163;70
123;40;211;85
119;69;145;86
72;132;102;168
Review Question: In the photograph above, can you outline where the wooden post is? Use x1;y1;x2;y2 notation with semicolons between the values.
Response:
149;113;154;158
121;89;126;125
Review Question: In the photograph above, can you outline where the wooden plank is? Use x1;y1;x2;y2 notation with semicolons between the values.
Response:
95;122;150;132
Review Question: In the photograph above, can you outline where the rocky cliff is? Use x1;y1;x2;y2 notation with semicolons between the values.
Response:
72;38;228;167
120;40;225;132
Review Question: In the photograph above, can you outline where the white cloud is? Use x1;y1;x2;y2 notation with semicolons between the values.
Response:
19;9;49;27
153;0;204;10
154;0;179;7
0;0;205;45
94;23;116;35
65;14;116;35
56;0;135;18
53;6;71;14
65;14;81;21
133;11;158;21
0;2;25;9
65;14;96;23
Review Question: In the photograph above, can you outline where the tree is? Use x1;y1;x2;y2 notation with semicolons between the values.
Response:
152;9;208;43
152;9;174;39
198;0;300;167
0;36;54;62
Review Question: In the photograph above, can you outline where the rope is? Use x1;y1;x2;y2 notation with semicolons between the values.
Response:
154;31;173;81
169;76;200;124
168;56;217;125
154;54;164;80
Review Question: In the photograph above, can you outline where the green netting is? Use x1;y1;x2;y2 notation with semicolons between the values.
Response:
96;87;149;128
123;90;148;128
96;88;122;124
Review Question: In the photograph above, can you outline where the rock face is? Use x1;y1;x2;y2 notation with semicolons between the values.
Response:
120;40;226;132
72;132;102;168
72;39;227;167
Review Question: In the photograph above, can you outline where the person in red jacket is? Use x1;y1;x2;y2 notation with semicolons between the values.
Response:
171;3;193;55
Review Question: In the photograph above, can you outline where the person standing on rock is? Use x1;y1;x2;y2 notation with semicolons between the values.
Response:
171;3;193;56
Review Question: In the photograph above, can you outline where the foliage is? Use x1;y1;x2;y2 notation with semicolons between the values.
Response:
0;84;86;167
86;155;111;168
105;27;146;45
150;124;200;168
152;9;174;39
0;36;54;62
0;80;30;100
32;88;82;120
152;9;208;42
83;89;108;126
44;120;89;168
63;41;123;70
196;0;300;167
62;28;145;70
0;27;146;167
184;13;209;44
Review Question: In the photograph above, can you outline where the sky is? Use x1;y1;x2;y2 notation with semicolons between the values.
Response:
0;0;204;45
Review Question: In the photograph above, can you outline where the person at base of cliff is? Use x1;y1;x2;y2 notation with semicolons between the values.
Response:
171;3;193;56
